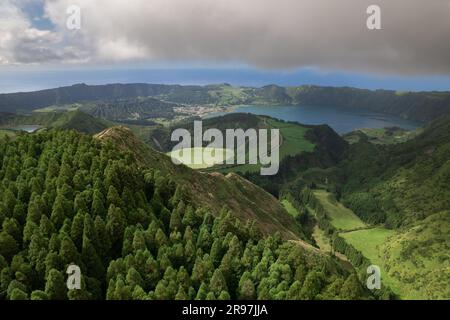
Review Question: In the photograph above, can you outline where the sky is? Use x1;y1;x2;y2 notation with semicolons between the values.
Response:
0;0;450;93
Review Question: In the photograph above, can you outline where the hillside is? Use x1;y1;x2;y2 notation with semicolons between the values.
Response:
331;117;450;299
0;110;111;134
240;115;450;300
343;127;420;145
0;127;368;300
301;116;450;299
239;117;348;196
0;90;448;300
79;97;180;121
136;113;263;152
94;126;303;240
379;211;449;299
285;86;450;123
1;83;450;122
340;115;450;227
129;113;347;196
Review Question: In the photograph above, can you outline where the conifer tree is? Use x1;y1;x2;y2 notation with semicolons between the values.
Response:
209;269;228;297
175;285;188;300
195;282;208;300
45;269;67;300
0;231;18;261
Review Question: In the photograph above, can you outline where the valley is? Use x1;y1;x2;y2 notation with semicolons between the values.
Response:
1;0;449;306
312;190;366;231
295;188;449;300
0;83;448;301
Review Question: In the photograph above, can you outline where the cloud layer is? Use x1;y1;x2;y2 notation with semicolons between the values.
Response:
1;0;450;75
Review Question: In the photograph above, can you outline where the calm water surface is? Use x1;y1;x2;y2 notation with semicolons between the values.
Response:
219;105;421;134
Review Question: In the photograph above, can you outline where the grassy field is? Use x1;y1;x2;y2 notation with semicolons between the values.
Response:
344;127;420;145
380;212;450;299
0;129;16;138
313;190;367;231
218;117;315;174
312;225;332;252
281;199;299;218
312;190;408;297
329;198;448;299
341;228;395;267
167;147;234;169
266;118;315;158
311;190;412;297
340;227;409;298
33;104;80;113
310;184;448;299
208;85;247;105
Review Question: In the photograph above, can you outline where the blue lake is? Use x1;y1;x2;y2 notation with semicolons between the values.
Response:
222;105;421;134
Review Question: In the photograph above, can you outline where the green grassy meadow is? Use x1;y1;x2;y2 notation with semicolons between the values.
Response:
341;228;395;267
218;117;315;174
313;188;449;299
343;127;419;145
0;129;15;138
281;199;299;218
312;225;332;253
340;227;424;299
266;118;315;159
33;104;80;113
380;212;450;299
167;147;234;169
313;190;366;231
311;189;420;298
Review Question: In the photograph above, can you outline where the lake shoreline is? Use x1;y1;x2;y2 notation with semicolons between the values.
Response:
218;104;421;134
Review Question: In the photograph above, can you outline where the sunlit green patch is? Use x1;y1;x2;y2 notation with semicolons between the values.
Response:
313;190;366;231
167;147;234;169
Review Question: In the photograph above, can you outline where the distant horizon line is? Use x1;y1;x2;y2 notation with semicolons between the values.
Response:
2;81;450;95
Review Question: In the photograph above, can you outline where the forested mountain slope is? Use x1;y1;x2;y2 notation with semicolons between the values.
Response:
0;129;368;300
134;113;347;196
340;115;450;227
237;115;450;300
94;126;302;239
326;116;450;299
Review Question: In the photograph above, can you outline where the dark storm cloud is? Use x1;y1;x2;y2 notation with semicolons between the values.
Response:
3;0;450;75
